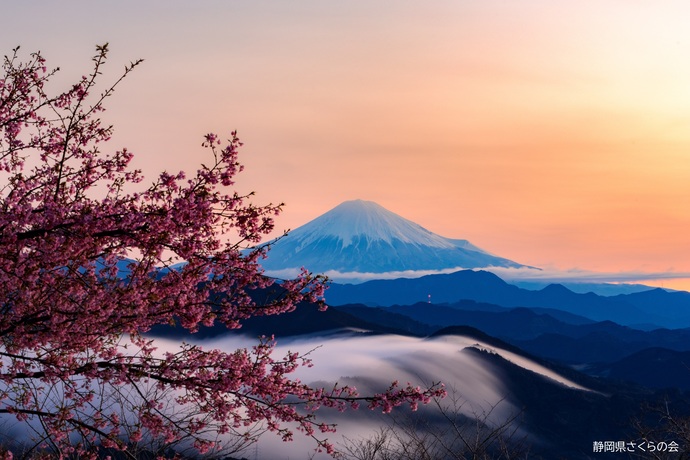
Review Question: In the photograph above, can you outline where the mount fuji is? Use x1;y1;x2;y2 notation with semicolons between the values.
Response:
260;199;530;277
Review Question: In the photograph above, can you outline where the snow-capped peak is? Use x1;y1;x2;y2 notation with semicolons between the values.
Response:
291;199;477;250
260;199;526;275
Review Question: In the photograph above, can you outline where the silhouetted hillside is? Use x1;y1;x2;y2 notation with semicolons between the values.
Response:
339;301;690;365
149;301;415;340
588;348;690;390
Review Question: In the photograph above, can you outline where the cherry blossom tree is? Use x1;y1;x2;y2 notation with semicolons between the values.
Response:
0;44;444;458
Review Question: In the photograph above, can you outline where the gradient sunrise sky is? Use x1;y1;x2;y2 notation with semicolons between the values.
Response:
3;1;690;289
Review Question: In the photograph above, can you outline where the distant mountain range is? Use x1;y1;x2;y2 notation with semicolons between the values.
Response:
151;284;690;390
326;269;690;329
260;199;529;276
337;301;690;366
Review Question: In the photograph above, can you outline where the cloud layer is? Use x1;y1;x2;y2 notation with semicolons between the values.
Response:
266;266;690;290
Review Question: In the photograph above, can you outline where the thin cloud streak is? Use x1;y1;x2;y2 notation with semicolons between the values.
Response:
487;266;690;285
265;266;690;288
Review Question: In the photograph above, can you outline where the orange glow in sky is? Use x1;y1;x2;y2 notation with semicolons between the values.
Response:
3;1;690;289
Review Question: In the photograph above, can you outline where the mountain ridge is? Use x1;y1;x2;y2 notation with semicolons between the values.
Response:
326;269;688;328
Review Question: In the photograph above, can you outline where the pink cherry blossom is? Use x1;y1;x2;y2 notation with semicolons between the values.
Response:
0;44;445;457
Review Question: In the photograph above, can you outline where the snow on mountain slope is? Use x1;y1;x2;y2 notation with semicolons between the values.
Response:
290;200;466;249
260;199;528;276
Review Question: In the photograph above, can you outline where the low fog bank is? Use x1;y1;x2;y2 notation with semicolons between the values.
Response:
0;332;595;459
201;333;590;459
